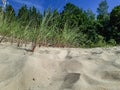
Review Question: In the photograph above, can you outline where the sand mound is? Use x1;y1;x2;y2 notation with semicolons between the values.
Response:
0;43;120;90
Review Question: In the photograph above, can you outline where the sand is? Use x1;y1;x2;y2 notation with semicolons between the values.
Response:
0;43;120;90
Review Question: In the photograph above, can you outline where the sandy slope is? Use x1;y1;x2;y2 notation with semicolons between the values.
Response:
0;43;120;90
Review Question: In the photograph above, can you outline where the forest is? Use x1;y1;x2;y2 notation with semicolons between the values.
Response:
0;0;120;51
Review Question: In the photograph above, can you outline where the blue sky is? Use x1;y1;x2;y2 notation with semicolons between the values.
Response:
0;0;120;14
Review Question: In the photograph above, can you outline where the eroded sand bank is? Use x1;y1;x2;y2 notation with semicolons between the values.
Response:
0;43;120;90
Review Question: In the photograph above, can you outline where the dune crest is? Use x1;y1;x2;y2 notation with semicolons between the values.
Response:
0;43;120;90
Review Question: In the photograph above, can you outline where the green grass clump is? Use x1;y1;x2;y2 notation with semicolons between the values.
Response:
0;7;119;52
0;11;80;51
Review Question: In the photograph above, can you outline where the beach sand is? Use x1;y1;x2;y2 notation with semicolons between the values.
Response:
0;43;120;90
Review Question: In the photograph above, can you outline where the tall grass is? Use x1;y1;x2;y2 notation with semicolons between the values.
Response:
0;10;117;52
0;11;80;52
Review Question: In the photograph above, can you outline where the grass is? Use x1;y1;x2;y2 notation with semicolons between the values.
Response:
0;10;118;52
0;12;80;52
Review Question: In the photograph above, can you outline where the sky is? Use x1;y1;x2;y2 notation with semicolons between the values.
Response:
0;0;120;14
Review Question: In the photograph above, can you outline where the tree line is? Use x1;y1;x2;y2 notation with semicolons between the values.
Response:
0;0;120;49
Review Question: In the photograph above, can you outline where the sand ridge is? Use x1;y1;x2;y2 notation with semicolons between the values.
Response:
0;43;120;90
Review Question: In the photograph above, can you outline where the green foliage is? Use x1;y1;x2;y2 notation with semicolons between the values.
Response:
0;2;119;49
110;5;120;43
110;5;120;28
4;5;16;22
96;0;112;42
18;5;29;25
29;6;42;28
86;9;95;21
108;39;116;46
61;3;87;28
97;0;109;16
0;6;3;13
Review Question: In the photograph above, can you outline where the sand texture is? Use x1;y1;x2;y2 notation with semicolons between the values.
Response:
0;43;120;90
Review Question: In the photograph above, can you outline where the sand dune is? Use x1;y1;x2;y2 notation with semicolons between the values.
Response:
0;43;120;90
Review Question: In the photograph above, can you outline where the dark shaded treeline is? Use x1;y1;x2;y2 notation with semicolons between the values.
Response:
0;0;120;48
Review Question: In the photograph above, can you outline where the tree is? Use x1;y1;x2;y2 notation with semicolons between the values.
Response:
18;5;29;25
36;11;42;26
110;5;120;43
97;0;109;24
29;6;41;28
5;5;16;22
110;5;120;29
50;9;61;30
61;3;87;28
97;0;109;18
96;0;111;41
86;9;95;21
43;8;53;27
0;6;3;15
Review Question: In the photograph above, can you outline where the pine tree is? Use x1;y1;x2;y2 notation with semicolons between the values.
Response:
97;0;109;17
5;5;16;22
110;5;120;43
96;0;111;41
18;5;29;25
61;3;87;28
